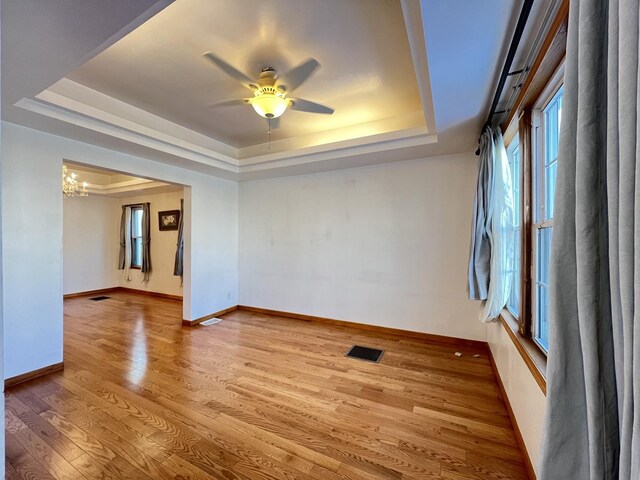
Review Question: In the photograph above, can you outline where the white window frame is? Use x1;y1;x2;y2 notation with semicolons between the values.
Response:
531;64;564;353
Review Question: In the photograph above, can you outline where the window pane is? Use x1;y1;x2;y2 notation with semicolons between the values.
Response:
508;226;521;315
132;208;143;237
543;87;563;220
545;161;557;219
507;140;521;316
538;227;551;286
130;207;144;268
536;284;550;352
136;238;143;266
532;84;563;354
545;102;558;165
535;226;553;351
131;238;142;267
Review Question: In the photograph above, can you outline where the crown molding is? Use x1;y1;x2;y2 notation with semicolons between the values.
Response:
240;128;437;173
17;97;240;175
401;0;437;133
86;183;181;197
41;79;238;160
18;83;438;177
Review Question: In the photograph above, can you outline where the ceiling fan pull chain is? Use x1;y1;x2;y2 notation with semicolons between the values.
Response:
268;117;272;149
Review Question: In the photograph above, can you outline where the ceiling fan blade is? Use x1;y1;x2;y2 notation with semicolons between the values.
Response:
279;58;320;93
209;99;250;108
203;52;256;89
289;98;334;115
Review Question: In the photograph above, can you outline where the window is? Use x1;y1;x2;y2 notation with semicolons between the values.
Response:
501;64;565;359
532;85;563;352
493;1;567;376
506;137;521;316
131;206;143;268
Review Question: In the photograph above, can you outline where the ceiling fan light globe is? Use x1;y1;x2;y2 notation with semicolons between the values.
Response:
251;94;288;119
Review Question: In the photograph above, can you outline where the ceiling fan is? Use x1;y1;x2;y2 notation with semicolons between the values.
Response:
203;52;335;125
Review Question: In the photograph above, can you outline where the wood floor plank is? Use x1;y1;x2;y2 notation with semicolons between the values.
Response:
5;461;21;480
5;292;529;479
11;427;87;480
70;453;120;480
12;406;87;463
5;431;58;480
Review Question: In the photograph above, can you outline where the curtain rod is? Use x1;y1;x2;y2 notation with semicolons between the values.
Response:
476;0;534;154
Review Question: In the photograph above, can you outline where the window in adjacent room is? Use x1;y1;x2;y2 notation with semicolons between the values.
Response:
131;206;143;269
506;135;521;316
532;84;563;352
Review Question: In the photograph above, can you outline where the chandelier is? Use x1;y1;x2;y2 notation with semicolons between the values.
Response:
62;165;88;198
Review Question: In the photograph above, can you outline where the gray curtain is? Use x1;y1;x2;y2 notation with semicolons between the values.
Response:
141;202;151;282
174;198;184;277
540;0;639;478
118;205;126;269
467;126;494;301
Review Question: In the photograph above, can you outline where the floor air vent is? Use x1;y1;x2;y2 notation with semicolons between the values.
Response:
89;296;111;301
345;345;384;363
200;318;222;326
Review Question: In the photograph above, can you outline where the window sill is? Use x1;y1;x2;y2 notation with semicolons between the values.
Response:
499;309;547;395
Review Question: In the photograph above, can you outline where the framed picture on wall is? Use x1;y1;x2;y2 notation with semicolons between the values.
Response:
158;210;180;231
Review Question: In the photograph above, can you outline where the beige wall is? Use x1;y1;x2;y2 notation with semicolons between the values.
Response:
63;195;120;294
487;321;546;477
63;190;184;297
240;152;485;341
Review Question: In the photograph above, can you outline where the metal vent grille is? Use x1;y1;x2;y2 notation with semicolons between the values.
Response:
200;318;222;326
345;345;384;363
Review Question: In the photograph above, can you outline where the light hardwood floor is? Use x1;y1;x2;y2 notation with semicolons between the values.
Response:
5;292;529;479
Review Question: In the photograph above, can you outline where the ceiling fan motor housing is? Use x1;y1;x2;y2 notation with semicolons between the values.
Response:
252;67;289;118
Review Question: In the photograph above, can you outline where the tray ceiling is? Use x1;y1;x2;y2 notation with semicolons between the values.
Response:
64;162;183;197
3;0;527;180
65;0;423;149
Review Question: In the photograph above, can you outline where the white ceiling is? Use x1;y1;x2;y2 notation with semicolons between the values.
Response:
2;0;549;181
66;0;422;149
